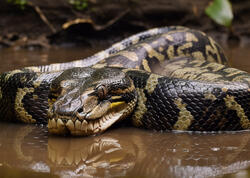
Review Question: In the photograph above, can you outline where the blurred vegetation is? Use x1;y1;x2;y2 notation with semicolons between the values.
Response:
6;0;234;27
205;0;233;27
6;0;89;11
6;0;27;9
68;0;88;10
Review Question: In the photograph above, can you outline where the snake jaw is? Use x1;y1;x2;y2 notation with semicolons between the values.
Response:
47;113;119;136
47;96;135;136
84;100;111;120
48;97;137;136
47;118;69;135
75;112;87;120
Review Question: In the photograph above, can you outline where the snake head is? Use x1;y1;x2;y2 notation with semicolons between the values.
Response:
48;67;137;136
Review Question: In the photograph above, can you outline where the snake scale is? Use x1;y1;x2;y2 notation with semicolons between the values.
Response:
0;26;249;136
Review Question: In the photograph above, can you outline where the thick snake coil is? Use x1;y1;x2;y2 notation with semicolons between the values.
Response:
0;26;249;136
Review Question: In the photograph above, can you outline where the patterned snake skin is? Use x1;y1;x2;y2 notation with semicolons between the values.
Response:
0;26;249;136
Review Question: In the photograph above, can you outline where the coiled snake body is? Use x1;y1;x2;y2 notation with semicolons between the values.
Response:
0;26;249;136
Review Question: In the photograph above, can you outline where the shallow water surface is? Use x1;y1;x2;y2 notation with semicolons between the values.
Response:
0;46;250;73
0;46;250;177
1;123;250;178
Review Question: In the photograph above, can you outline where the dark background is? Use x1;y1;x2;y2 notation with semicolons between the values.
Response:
1;0;250;49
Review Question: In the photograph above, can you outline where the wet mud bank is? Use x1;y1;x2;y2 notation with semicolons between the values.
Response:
1;0;250;50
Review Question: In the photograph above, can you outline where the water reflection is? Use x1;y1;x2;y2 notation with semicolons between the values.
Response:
0;123;250;177
0;47;102;72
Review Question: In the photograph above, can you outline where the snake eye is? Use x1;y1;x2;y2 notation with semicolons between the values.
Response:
96;84;108;99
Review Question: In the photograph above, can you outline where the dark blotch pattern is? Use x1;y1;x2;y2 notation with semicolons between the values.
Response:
129;74;250;131
0;26;249;133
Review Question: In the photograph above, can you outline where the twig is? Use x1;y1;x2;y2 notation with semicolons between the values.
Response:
28;2;56;33
63;9;130;31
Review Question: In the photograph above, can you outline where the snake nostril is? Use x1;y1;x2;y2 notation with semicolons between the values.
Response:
76;108;87;120
77;108;83;113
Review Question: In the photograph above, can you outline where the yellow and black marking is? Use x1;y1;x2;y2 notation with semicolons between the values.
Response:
0;70;58;124
0;26;249;135
161;58;250;85
223;95;250;129
15;87;36;123
131;88;147;127
173;98;194;130
128;74;250;131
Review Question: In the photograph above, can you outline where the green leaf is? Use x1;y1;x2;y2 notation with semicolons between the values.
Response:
68;0;88;11
205;0;233;27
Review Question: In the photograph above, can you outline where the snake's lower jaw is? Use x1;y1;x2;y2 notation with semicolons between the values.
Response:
48;101;136;136
48;118;69;135
48;112;124;136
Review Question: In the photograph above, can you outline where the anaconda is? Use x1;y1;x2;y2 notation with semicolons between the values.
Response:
0;26;249;136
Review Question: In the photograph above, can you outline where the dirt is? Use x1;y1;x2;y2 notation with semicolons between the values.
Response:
1;0;250;49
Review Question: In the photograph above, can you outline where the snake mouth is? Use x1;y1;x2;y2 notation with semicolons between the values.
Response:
48;111;123;136
48;99;136;136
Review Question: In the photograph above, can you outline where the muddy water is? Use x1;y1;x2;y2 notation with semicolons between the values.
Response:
0;46;250;178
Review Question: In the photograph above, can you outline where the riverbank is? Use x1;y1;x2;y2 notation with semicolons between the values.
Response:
1;0;250;49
